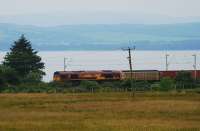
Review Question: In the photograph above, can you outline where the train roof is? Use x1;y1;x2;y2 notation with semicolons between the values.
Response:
122;70;158;72
54;70;200;75
54;70;122;75
159;70;200;72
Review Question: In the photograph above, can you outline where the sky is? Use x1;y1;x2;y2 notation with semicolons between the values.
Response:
0;0;200;26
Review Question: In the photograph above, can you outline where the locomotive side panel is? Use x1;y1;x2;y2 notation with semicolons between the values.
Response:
101;71;123;80
79;71;101;80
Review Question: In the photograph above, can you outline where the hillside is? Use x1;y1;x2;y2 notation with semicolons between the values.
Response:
0;23;200;50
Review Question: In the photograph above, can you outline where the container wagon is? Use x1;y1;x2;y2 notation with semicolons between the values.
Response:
159;70;200;80
123;70;160;81
159;71;177;79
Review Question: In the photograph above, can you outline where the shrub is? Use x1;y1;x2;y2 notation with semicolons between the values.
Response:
101;81;122;89
99;87;113;92
120;79;136;91
22;71;44;84
0;65;20;86
101;82;114;88
150;83;160;91
80;81;99;92
176;71;194;89
135;81;151;91
160;77;175;91
2;82;51;93
48;81;72;88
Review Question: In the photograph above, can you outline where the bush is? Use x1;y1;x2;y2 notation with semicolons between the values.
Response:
0;65;20;86
99;87;113;92
121;80;151;91
101;81;122;89
121;79;131;91
80;81;99;92
0;82;51;93
22;71;44;84
13;82;50;93
151;83;160;91
176;71;194;89
48;81;72;88
135;81;151;91
101;82;114;88
160;77;175;91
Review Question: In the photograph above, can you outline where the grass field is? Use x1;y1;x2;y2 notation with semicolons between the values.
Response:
0;92;200;131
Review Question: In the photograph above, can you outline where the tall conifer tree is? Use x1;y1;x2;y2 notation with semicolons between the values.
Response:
3;35;45;78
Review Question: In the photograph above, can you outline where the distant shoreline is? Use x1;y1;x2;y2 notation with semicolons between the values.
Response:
1;23;200;52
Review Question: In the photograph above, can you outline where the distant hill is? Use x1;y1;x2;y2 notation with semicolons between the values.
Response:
0;23;200;51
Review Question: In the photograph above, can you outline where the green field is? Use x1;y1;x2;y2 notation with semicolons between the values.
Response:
0;93;200;131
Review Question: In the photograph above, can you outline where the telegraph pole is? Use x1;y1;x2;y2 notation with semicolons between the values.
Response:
165;54;170;71
64;57;67;71
122;46;136;96
193;54;197;80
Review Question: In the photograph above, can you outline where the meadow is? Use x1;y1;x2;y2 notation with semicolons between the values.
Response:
0;92;199;131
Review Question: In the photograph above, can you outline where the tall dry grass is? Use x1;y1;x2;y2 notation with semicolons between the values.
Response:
0;92;199;131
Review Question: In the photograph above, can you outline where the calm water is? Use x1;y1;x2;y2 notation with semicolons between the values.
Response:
0;51;200;82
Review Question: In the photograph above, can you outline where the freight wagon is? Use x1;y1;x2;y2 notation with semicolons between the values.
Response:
159;70;200;80
122;70;160;81
159;71;177;79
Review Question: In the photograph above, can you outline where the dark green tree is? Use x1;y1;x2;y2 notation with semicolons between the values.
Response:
3;35;45;79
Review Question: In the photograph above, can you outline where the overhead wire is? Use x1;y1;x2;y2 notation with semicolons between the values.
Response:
0;52;199;69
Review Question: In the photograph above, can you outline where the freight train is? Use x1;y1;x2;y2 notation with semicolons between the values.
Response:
53;70;200;82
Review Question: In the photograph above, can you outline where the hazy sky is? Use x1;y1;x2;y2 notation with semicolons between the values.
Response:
0;0;200;25
0;0;200;16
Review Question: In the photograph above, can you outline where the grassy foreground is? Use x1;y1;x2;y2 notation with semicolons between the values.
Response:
0;92;200;131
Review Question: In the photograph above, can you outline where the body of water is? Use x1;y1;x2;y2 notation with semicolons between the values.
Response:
0;51;199;82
